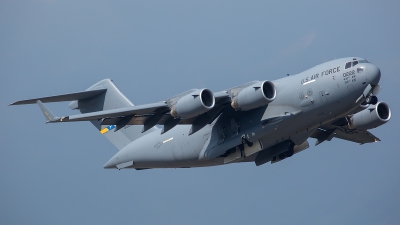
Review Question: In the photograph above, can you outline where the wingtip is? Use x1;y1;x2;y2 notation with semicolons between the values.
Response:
37;100;58;122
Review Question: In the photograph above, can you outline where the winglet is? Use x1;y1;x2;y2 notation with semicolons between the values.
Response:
37;100;60;123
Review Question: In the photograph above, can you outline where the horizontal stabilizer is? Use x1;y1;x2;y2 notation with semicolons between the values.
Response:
10;89;106;105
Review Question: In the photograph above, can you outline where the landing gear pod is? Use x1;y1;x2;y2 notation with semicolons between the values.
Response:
349;102;391;130
170;89;215;119
231;81;276;111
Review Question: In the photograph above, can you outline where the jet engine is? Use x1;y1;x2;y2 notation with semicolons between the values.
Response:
231;81;276;111
170;89;215;119
348;102;391;130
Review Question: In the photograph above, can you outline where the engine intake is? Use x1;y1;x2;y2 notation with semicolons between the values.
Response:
349;102;391;130
170;89;215;119
231;81;276;111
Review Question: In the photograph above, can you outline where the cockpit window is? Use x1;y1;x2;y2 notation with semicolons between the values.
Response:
346;60;368;69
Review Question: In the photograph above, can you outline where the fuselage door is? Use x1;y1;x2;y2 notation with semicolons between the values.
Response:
320;91;328;102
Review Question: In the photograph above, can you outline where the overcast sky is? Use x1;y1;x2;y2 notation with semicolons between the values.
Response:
1;1;400;224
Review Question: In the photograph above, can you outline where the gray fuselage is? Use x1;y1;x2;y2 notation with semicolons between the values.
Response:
104;57;381;169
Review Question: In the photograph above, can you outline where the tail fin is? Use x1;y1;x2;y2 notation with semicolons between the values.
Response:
69;79;158;150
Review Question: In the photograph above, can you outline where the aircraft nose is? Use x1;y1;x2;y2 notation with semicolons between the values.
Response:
367;64;381;85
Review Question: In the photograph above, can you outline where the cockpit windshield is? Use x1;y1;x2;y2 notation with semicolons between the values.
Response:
345;59;369;69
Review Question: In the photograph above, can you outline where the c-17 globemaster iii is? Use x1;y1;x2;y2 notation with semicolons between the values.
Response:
10;57;391;170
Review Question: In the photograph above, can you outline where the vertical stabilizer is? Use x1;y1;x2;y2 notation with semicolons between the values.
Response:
69;79;158;150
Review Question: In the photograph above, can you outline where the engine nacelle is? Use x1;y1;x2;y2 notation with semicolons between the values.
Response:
170;89;215;119
231;81;276;111
349;102;391;130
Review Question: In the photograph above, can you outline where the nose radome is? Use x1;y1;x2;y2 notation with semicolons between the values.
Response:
368;64;381;85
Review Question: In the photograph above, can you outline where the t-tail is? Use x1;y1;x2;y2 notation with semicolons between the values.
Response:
10;79;158;150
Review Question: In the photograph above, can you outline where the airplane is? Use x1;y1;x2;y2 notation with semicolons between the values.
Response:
10;57;391;170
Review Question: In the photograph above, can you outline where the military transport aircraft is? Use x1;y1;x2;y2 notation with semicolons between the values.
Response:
10;57;391;170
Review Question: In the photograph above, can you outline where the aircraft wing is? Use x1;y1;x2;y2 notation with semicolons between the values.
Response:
311;117;380;145
59;102;170;122
34;90;231;134
331;127;379;144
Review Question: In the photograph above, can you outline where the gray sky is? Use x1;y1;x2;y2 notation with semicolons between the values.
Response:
1;1;400;224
